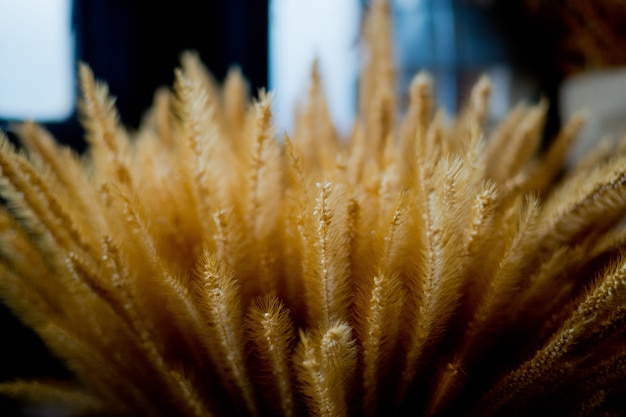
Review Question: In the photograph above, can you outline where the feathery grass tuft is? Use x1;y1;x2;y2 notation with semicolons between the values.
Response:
1;1;626;416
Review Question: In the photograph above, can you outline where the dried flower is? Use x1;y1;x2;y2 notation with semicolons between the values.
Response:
1;1;626;416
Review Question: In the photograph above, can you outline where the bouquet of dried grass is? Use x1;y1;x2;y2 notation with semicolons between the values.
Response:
1;1;625;416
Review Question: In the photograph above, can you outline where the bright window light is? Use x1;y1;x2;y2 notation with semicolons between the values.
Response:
269;0;361;136
0;0;75;121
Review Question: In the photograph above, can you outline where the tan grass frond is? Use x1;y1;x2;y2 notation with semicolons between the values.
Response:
99;241;208;416
0;380;103;415
400;72;433;155
292;61;338;172
170;62;240;254
246;93;281;242
359;0;395;131
479;251;626;416
358;272;404;415
295;321;357;417
223;66;250;145
247;296;297;417
488;100;548;182
179;51;224;131
0;134;95;261
0;204;50;283
197;250;258;417
567;390;606;417
302;181;353;326
539;155;626;249
450;75;491;154
354;195;411;414
485;103;527;176
397;158;472;403
78;64;132;187
466;195;541;342
15;122;102;230
464;180;499;257
522;113;585;195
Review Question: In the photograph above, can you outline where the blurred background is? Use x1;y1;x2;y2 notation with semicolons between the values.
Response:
2;0;626;146
1;0;626;410
0;0;269;152
4;0;626;148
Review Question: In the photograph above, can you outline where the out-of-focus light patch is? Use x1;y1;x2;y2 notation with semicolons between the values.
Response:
269;0;361;137
0;0;75;121
487;65;511;122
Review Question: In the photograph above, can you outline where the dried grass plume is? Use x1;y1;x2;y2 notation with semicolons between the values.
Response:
1;1;626;416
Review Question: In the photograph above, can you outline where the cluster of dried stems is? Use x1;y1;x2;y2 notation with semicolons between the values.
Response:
1;1;626;416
